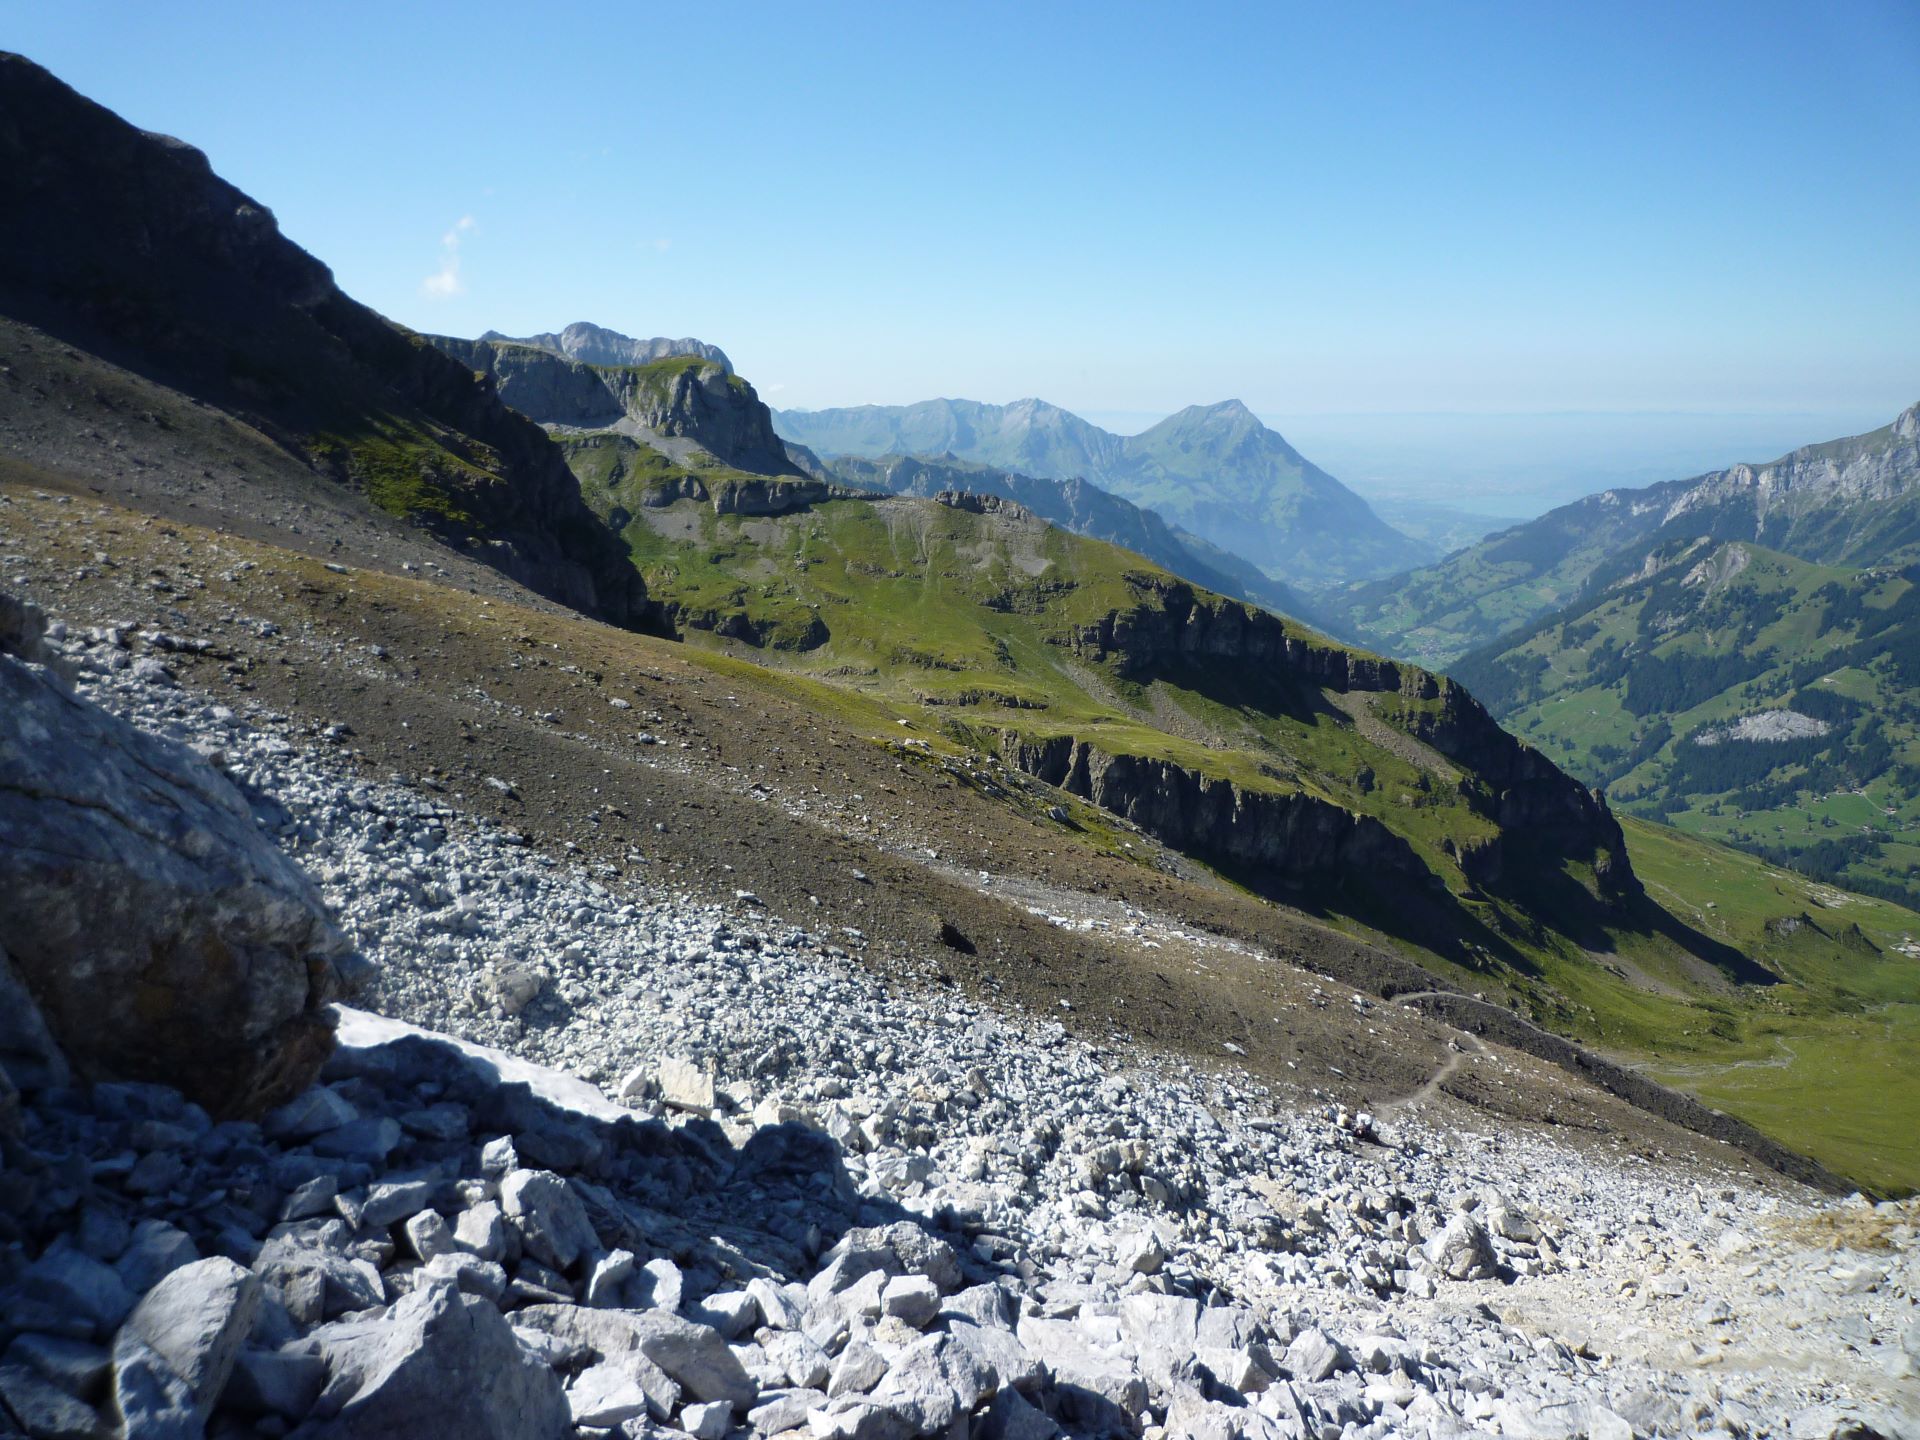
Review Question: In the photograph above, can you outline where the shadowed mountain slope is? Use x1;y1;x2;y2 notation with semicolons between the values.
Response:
0;51;657;631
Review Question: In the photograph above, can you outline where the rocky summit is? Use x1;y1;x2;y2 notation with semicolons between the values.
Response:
0;588;1914;1440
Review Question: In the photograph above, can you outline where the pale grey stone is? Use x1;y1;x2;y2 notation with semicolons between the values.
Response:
298;1282;571;1439
113;1257;260;1422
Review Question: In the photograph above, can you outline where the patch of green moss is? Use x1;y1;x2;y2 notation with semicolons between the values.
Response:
310;422;485;529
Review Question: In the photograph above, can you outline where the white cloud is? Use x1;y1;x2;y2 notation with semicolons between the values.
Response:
765;382;787;394
653;237;672;252
421;215;476;300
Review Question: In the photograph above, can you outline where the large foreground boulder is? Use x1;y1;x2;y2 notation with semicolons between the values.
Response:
0;601;356;1116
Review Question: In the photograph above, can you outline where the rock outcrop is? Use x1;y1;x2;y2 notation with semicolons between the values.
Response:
430;336;801;478
0;596;357;1115
430;339;629;429
933;489;1037;521
999;734;1430;891
639;473;865;517
0;52;658;634
1063;577;1639;897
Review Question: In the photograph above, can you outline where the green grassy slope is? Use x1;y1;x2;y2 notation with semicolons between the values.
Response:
564;422;1920;1195
557;437;1614;909
819;452;1311;619
1613;818;1920;1196
1456;540;1920;908
596;483;1500;865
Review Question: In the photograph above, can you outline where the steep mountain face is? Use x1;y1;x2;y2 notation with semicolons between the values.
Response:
822;452;1308;617
774;398;1431;586
430;337;799;476
1326;403;1920;667
0;52;656;631
1455;538;1920;907
480;321;732;373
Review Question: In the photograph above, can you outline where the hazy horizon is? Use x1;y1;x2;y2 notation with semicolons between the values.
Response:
772;399;1904;520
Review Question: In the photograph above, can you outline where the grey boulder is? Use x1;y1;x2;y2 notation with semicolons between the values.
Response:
0;647;357;1117
510;1304;755;1409
295;1281;571;1439
499;1169;598;1273
112;1258;260;1424
1424;1212;1498;1281
865;1332;997;1435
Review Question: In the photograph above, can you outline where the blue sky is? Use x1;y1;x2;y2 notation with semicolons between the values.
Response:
12;1;1919;440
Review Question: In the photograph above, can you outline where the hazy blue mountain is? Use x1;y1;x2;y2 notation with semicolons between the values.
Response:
774;397;1431;587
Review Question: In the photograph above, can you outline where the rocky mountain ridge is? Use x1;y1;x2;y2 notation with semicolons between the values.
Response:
479;322;733;373
1666;400;1920;527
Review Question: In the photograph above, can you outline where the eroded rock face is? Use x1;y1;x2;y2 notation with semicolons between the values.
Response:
999;733;1428;889
0;636;356;1116
1055;576;1639;898
429;336;800;479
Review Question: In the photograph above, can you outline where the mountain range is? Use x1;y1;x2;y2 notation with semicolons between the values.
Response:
772;397;1435;587
1323;402;1920;667
5;48;1920;1192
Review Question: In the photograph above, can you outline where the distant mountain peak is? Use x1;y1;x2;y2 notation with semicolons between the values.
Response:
479;322;731;374
771;395;1431;585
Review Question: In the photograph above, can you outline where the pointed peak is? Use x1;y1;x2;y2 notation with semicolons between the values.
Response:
1151;398;1261;430
1206;398;1255;419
